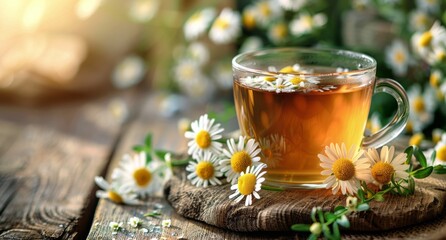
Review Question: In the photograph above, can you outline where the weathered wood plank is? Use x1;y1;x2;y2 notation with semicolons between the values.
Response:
0;90;141;239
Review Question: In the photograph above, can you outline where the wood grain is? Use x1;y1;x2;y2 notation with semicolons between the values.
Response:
0;90;140;239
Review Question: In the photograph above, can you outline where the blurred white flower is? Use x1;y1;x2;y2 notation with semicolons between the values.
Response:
416;0;440;13
129;0;159;23
411;22;446;63
268;22;288;44
407;84;436;132
409;10;433;32
253;0;283;27
385;40;411;76
108;98;129;123
75;0;103;20
242;6;257;30
432;133;446;166
278;0;307;11
289;13;327;36
173;58;202;84
430;69;444;89
174;59;216;101
239;37;263;53
95;176;139;205
187;42;209;66
184;8;216;41
209;8;241;44
23;0;46;31
112;55;146;89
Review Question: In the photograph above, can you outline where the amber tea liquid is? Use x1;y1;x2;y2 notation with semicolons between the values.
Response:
233;77;374;187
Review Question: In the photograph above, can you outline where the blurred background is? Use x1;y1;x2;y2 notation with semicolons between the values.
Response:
0;0;445;142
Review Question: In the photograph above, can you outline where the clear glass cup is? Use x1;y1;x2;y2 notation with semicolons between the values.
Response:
232;48;409;188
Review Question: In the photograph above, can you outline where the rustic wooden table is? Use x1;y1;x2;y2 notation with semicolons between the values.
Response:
1;89;445;240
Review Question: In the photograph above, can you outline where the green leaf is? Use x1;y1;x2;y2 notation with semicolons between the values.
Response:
409;177;415;193
154;149;169;161
413;146;427;168
356;203;369;212
404;146;414;165
434;165;446;174
336;215;350;228
332;222;341;239
144;211;161;217
430;151;437;165
290;224;310;232
144;134;153;148
412;166;433;179
308;234;318;240
322;225;332;239
324;212;337;222
357;189;365;201
374;194;385;202
132;145;145;152
261;185;285;191
334;206;346;215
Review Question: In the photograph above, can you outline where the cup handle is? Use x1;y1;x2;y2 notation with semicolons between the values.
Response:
362;78;410;148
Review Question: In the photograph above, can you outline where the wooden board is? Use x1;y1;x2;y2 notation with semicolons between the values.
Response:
165;169;446;232
0;90;141;239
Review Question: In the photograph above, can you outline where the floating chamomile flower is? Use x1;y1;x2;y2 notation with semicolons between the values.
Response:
209;8;241;44
409;10;433;32
289;13;327;36
129;0;159;23
112;55;146;89
184;8;216;40
407;84;436;132
365;146;409;189
220;136;262;184
229;163;267;206
112;152;163;197
385;40;411;76
265;76;294;93
278;0;307;11
416;0;440;13
253;0;283;27
268;22;288;44
186;151;223;187
432;133;446;166
95;176;139;205
319;143;371;195
185;114;224;158
239;76;263;88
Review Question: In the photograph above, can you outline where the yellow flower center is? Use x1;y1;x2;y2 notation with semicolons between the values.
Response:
409;133;424;146
259;2;271;17
108;191;123;204
238;173;257;195
196;161;214;180
190;12;202;22
264;76;276;82
437;146;446;162
133;168;152;187
302;15;313;28
413;96;425;113
436;90;444;101
289;77;303;85
243;12;256;29
180;65;194;80
371;162;394;185
394;51;405;63
405;121;413;134
231;151;252;173
437;50;446;61
195;130;211;149
214;18;229;30
419;31;433;47
279;66;295;73
430;73;440;88
332;158;355;181
273;24;287;38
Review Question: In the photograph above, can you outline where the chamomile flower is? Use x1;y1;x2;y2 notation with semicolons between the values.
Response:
173;58;202;84
239;36;263;53
220;136;262;184
185;114;224;158
385;40;411;76
184;8;216;40
409;10;433;32
416;0;440;13
242;6;257;30
187;42;209;66
112;152;163;197
129;0;159;23
407;84;436;132
229;163;267;206
186;151;223;187
278;0;307;11
365;146;409;188
265;76;294;93
432;128;444;144
128;216;142;228
412;22;446;62
112;55;146;89
432;133;446;166
289;13;327;37
209;8;241;44
95;176;139;205
258;134;286;168
253;0;283;27
268;22;288;44
319;143;371;195
429;69;444;89
239;76;263;88
409;132;424;146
